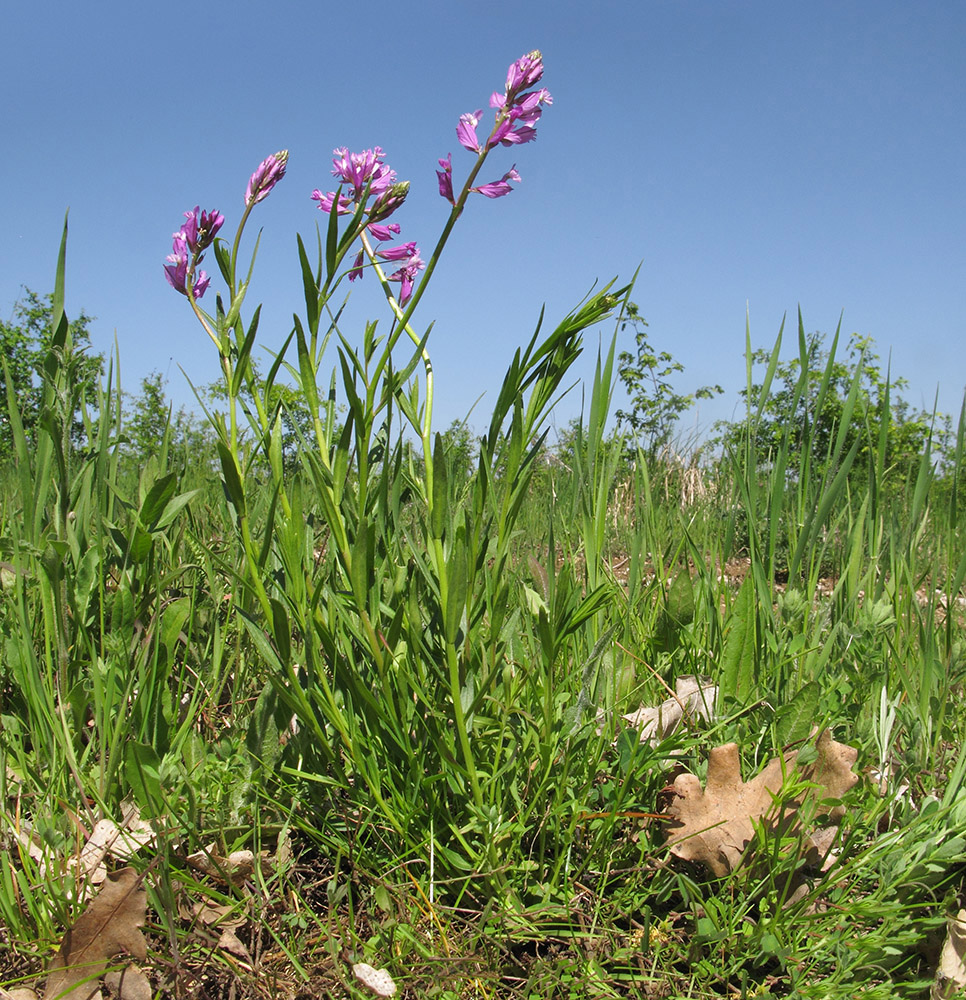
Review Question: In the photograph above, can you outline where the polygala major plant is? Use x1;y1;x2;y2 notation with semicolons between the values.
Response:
160;49;630;895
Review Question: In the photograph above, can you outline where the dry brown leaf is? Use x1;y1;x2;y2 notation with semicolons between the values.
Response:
665;729;858;876
216;928;251;961
1;988;40;1000
186;844;260;884
43;867;147;1000
623;675;717;745
932;909;966;999
103;967;152;1000
352;963;397;997
189;901;245;928
74;819;155;885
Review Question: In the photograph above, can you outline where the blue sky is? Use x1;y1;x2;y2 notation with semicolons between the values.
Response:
3;1;964;443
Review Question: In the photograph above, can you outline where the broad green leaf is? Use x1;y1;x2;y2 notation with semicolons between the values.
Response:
124;742;163;817
774;680;821;748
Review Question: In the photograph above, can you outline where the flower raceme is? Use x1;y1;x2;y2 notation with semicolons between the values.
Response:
163;206;224;298
442;49;552;204
245;150;289;207
164;151;288;299
312;146;423;303
165;52;550;305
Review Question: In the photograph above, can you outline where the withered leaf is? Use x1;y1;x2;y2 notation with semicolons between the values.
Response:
1;989;40;1000
352;964;397;997
44;867;147;1000
933;909;966;999
623;675;717;745
186;844;260;884
665;729;858;876
103;967;152;1000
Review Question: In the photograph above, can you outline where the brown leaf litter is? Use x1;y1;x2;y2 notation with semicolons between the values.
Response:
622;675;717;746
664;729;859;876
43;867;147;1000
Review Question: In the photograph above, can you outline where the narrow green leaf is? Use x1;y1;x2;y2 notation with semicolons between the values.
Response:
217;441;246;515
720;574;757;704
431;432;449;539
271;598;292;665
297;233;319;333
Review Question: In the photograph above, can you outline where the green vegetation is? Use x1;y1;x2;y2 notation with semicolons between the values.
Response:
2;226;965;1000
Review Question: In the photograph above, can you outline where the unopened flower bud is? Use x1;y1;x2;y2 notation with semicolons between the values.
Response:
368;180;410;223
245;149;289;207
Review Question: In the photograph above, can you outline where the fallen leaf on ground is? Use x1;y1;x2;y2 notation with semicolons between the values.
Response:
103;966;151;1000
665;729;859;876
623;675;717;745
932;909;966;999
1;988;40;1000
352;963;397;997
43;867;147;1000
74;815;155;884
188;901;251;961
186;844;260;884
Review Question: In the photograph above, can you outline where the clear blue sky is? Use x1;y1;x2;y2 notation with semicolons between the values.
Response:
3;1;964;443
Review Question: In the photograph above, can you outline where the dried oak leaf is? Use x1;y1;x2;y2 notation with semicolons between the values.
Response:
623;675;717;745
186;844;260;884
665;729;858;876
933;909;966;1000
43;867;147;1000
103;967;152;1000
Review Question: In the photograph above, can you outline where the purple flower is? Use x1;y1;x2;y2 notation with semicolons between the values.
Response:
377;241;419;263
471;166;521;199
163;236;209;299
456;111;484;154
505;50;544;101
490;116;537;149
349;250;365;282
436;154;454;204
331;147;395;200
179;206;225;253
310;189;352;215
367;222;401;242
192;271;211;298
245;150;289;207
387;253;425;304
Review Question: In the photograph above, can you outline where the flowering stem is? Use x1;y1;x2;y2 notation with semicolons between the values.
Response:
359;231;435;443
394;148;493;332
228;204;256;299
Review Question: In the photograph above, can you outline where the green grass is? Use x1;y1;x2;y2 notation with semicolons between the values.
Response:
2;233;966;1000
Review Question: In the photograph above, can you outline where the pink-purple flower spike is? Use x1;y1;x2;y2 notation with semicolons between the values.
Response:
440;49;552;203
164;235;210;299
245;150;289;207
